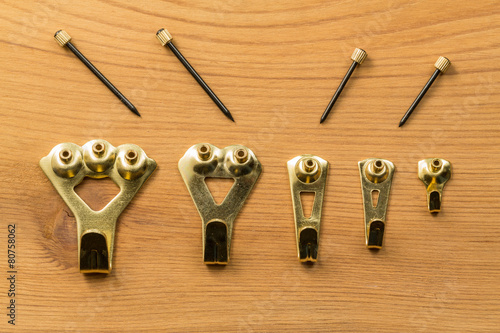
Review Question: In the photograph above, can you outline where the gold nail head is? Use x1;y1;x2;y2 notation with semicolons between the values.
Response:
54;30;71;46
351;48;367;64
434;56;451;73
156;28;173;46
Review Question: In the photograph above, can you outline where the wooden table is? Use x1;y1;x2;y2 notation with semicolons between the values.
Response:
1;0;499;331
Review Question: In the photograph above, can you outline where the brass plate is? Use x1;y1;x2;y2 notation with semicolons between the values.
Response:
358;158;395;249
418;158;452;213
287;155;329;262
39;140;157;273
178;144;261;264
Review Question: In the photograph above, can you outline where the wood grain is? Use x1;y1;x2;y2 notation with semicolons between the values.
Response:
1;0;499;331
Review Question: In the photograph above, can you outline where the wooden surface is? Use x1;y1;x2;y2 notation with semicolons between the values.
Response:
1;0;499;331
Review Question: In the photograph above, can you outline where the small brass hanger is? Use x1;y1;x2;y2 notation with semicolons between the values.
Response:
418;158;452;213
358;158;395;249
287;155;329;262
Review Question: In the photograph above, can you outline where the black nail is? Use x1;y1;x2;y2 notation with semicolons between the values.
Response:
320;48;367;124
54;30;140;117
156;28;234;122
399;56;451;127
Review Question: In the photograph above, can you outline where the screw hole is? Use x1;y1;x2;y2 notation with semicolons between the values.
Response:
371;190;380;208
92;142;105;155
431;158;442;172
234;148;248;163
59;149;72;162
127;150;137;160
375;160;383;168
197;145;211;160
